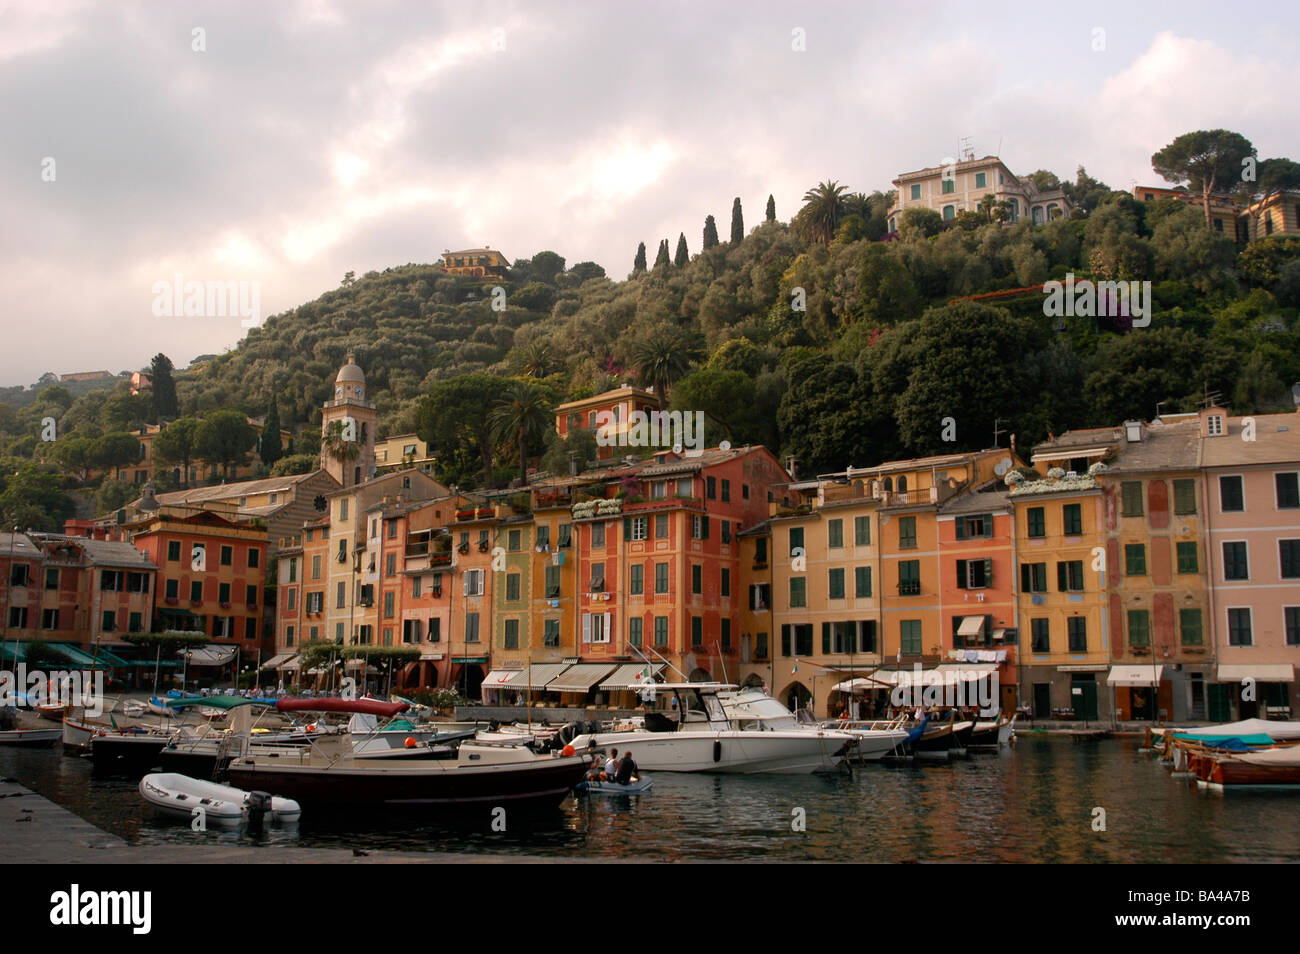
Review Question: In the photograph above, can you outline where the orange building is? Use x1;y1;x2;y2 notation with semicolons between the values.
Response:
554;385;663;460
441;248;510;278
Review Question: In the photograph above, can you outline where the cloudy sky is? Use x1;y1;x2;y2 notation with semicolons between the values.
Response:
3;0;1299;387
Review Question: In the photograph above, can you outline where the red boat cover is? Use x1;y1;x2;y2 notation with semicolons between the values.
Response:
276;697;409;717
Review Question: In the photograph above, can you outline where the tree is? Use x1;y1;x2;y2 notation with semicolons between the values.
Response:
702;215;720;250
515;341;557;378
528;250;566;285
91;432;141;476
670;367;765;447
653;239;671;271
766;194;776;222
1151;129;1256;227
626;329;702;399
730;197;745;244
53;436;96;482
194;410;255;479
565;261;606;284
270;454;317;477
150;353;178;420
0;463;75;530
260;399;284;467
1028;170;1062;192
1083;327;1235;425
776;355;877;475
633;242;647;273
321;420;361;483
899;207;944;240
796;180;848;244
674;233;689;268
151;418;200;487
488;379;553;486
415;374;501;487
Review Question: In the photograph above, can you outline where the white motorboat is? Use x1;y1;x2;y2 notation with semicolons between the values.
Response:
815;714;915;761
139;772;301;826
565;683;857;774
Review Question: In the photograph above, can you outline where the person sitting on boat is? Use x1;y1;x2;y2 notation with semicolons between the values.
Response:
602;749;619;780
614;751;639;785
587;753;604;781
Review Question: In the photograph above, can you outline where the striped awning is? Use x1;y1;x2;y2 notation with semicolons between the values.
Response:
548;664;617;693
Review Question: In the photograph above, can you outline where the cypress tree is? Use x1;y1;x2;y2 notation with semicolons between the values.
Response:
730;197;744;244
702;215;719;250
674;232;689;268
766;194;776;222
150;353;178;420
633;242;647;273
260;399;284;467
653;239;671;270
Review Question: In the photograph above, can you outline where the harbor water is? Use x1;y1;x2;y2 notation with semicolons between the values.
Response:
5;734;1300;863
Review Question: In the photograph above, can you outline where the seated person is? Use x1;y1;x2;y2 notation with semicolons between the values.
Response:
602;749;619;780
614;751;639;785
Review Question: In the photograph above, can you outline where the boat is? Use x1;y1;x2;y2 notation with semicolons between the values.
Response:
1193;745;1300;790
148;696;176;718
0;725;61;746
36;703;70;723
224;699;592;807
276;696;408;718
564;683;858;774
90;729;174;773
576;776;653;795
139;772;301;825
969;713;1017;750
62;709;118;751
122;702;146;718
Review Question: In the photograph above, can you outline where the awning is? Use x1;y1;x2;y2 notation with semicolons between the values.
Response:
260;652;297;671
858;668;987;688
1217;663;1294;682
1057;664;1108;672
831;676;888;693
482;669;521;689
504;663;570;690
418;650;445;661
548;663;616;693
936;662;998;674
1106;665;1164;686
600;662;665;689
282;656;303;671
185;645;238;666
957;616;986;637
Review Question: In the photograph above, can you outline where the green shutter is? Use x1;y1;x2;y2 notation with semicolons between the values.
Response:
984;517;993;539
1057;562;1068;591
956;560;968;589
701;516;709;539
822;623;831;655
984;558;993;585
781;625;791;657
955;519;966;541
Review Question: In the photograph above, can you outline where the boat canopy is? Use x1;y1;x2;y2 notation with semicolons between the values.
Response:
1166;718;1300;741
1170;732;1275;748
276;697;409;718
164;695;275;711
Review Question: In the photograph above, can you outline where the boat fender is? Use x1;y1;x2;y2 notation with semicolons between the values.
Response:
713;740;722;763
562;744;575;757
404;737;417;748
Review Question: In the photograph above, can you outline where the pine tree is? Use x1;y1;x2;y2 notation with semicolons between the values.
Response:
653;239;670;270
150;353;178;421
633;242;647;273
730;198;744;244
766;194;776;222
702;215;719;250
674;232;689;268
260;399;284;467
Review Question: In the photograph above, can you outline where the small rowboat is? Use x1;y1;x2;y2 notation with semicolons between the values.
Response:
139;773;302;826
36;703;70;723
576;776;653;795
0;727;61;746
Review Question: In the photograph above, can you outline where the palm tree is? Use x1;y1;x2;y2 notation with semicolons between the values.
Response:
322;420;362;485
977;193;999;222
796;180;849;244
626;330;701;400
516;341;556;378
488;380;553;486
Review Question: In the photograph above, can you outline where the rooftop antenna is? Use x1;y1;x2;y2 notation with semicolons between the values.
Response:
959;136;974;162
992;417;1009;449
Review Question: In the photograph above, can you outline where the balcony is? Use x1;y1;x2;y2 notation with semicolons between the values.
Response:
897;580;921;596
752;561;769;571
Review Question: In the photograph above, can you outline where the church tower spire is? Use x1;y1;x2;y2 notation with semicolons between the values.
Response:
320;351;377;487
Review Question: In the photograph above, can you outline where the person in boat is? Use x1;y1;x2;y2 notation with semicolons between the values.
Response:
587;753;604;781
603;748;619;780
614;751;639;785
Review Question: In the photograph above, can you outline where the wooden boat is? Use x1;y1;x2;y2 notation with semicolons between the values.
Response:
36;703;70;723
139;772;301;825
1196;746;1300;790
970;713;1016;750
62;711;117;751
0;726;61;746
576;776;653;795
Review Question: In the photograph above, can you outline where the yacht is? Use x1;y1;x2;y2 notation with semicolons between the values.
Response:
565;683;857;774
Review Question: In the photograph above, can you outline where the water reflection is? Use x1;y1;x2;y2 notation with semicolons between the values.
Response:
5;738;1300;862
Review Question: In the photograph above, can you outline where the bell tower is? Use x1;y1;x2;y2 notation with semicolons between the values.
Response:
321;351;377;487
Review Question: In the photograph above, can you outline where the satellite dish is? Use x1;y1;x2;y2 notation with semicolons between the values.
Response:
994;458;1012;476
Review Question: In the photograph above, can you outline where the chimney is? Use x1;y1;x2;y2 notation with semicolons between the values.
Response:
1124;420;1142;443
785;456;797;480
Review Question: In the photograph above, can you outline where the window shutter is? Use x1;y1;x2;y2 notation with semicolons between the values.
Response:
702;516;710;539
603;612;612;643
623;517;631;537
955;520;966;541
983;517;993;539
984;558;993;585
956;560;968;589
582;613;592;642
1057;562;1068;591
822;622;831;655
1021;563;1031;592
781;624;791;657
462;574;470;596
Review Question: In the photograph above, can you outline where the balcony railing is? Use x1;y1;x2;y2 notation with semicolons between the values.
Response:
897;580;921;596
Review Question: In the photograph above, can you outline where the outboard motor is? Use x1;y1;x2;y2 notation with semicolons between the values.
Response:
0;707;17;732
246;791;272;834
547;720;585;752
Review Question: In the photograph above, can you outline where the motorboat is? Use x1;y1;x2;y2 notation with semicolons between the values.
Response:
0;709;60;746
817;714;914;761
564;683;857;774
225;699;591;807
90;728;175;773
139;772;301;825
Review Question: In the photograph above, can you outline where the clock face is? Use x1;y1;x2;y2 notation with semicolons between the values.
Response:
353;385;363;397
335;385;343;398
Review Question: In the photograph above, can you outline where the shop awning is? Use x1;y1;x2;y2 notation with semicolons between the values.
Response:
548;664;616;693
936;662;998;675
482;669;522;689
957;616;986;637
600;662;665;689
282;656;302;671
260;652;297;671
870;666;992;688
1106;665;1164;686
1217;663;1294;682
418;650;444;661
185;645;238;666
505;663;570;690
831;676;888;693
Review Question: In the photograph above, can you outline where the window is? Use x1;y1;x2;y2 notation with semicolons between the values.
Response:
654;514;669;539
167;541;181;561
1286;608;1300;647
706;476;716;499
165;579;178;599
691;616;702;647
412;576;421;599
1062;504;1082;536
654;616;668;648
536;525;550;548
1219;475;1244;512
428;618;441;643
898;517;917;549
655;563;669;594
558;524;572;548
1067;617;1087;652
941;177;955;194
543;618;560;647
793;624;814;656
246;618;258;641
629;618;643;648
504;619;519;650
854;516;871;546
220;546;232;566
1207;415;1224;436
691;515;709;540
1173;479;1196;515
41;608;58;630
336;581;345;608
1281;540;1300;578
1020;562;1048;593
943;205;955;220
215;581;230;604
248;548;259;569
1227;608;1252;646
955;514;993;540
900;620;922;655
1278;473;1300;509
337;538;347;563
465;613;480;643
975;172;987;189
721;568;730;597
339;499;348;521
854;566;871;598
630;517;647;542
910;184;921;200
750;583;770;610
1176;542;1199;574
828;568;845;599
288;558;297;583
591;523;605;547
1125;544;1147;576
100;610;115;632
1121;482;1144;517
463;569;484;596
382;552;394;577
402;619;420;644
1026;507;1045;538
1031;619;1050;653
246;584;257;606
688;563;702;596
789;527;804;556
99;570;120;591
754;631;768;658
508;529;521;552
42;567;57;590
1223;542;1249;580
583;612;610;644
1180;608;1203;646
721;479;731;503
754;537;768;565
545;565;560;598
190;580;203;603
288;589;297;611
827;519;843;548
898;560;920;595
506;573;520;601
1127;610;1150;648
787;575;807;608
311;555;321;580
590;562;605;592
957;558;992;589
1056;561;1084;591
720;520;731;544
630;564;644;595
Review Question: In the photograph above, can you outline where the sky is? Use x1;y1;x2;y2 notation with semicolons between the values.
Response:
3;0;1299;387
